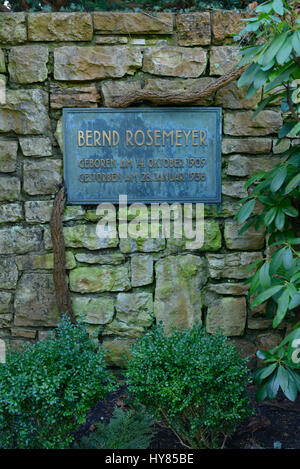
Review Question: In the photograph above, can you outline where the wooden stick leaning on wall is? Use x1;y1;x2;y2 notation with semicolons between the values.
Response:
108;65;248;108
50;186;77;324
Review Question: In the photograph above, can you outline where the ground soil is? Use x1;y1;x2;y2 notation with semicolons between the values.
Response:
74;382;300;450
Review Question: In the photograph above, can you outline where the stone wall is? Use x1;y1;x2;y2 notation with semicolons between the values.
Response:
0;10;290;366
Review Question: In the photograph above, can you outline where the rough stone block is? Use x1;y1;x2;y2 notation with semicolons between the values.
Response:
226;154;280;177
210;46;240;75
0;49;6;73
23;159;62;195
222;138;272;155
206;252;263;279
166;219;222;253
50;83;100;108
224;219;265;250
101;79;142;107
28;12;93;41
19;137;52;157
224;110;283;136
69;264;131;293
154;254;207;334
0;89;50;135
207;282;249;296
206;297;246;336
0;291;11;313
212;10;249;44
0;13;26;44
0;203;23;223
131;254;153;287
72;295;115;325
95;35;128;45
177;12;211;45
0;138;18;172
104;292;153;338
222;181;248;199
248;319;273;330
215;81;260;109
11;328;37;339
93;12;173;34
54;46;142;81
0;226;41;254
255;332;282;351
64;224;118;250
0;176;20;201
143;45;207;78
0;259;18;289
14;273;59;326
15;251;76;270
8;46;48;84
75;251;125;265
24;200;53;224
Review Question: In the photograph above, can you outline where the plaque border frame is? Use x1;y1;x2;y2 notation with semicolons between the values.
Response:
63;107;222;205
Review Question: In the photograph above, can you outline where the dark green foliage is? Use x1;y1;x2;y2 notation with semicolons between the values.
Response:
75;405;156;449
254;327;300;402
235;0;300;402
125;324;252;449
0;315;115;449
1;0;265;13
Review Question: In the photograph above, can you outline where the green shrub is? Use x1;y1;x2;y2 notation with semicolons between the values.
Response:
75;405;156;449
0;316;115;449
125;324;252;448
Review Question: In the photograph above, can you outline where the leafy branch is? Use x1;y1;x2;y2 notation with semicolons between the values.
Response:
235;0;300;402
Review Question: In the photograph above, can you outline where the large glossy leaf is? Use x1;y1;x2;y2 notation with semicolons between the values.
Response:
283;248;293;270
275;210;285;230
260;363;278;380
276;36;293;65
265;64;297;92
285;172;300;193
266;370;280;399
292;31;300;56
270;167;287;192
282;206;298;217
289;293;300;310
238;63;260;88
273;0;284;15
259;262;271;289
256;2;274;13
289;121;300;138
264;207;277;226
288;369;300;391
284;370;298;401
273;289;290;327
278;121;297;138
270;248;284;274
237;199;256;223
244;171;267;189
260;31;287;66
277;365;289;392
251;285;284;307
255;381;268;402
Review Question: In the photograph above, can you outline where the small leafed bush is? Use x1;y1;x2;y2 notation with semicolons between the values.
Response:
0;316;115;449
125;324;252;448
76;405;156;449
